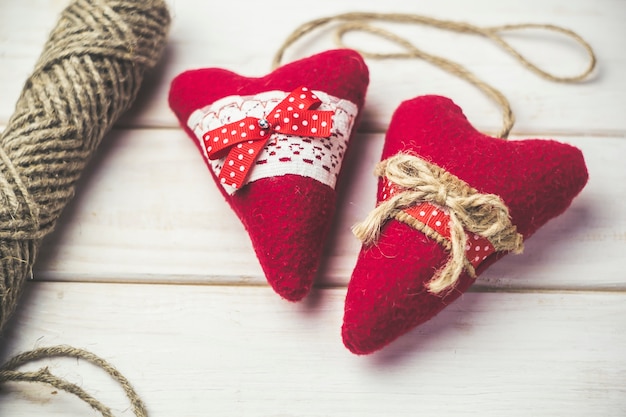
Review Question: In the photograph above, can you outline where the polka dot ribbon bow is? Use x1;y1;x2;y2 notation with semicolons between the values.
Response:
202;86;334;190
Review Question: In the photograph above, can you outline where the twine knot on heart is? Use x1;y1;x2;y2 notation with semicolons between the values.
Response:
352;153;524;294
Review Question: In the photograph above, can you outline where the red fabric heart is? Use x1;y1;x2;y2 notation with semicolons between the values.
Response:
169;49;369;301
342;95;588;354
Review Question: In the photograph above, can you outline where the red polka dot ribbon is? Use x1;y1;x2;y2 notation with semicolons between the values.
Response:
381;179;496;269
202;86;334;190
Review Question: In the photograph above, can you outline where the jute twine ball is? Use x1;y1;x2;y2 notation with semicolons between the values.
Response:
0;0;171;334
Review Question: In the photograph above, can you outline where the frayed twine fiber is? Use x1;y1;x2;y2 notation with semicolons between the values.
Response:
352;154;524;294
0;0;170;333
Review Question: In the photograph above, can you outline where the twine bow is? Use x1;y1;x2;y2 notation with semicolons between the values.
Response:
352;153;524;294
202;86;334;189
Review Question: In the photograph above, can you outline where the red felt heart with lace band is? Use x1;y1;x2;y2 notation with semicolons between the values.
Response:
169;49;369;301
342;95;588;354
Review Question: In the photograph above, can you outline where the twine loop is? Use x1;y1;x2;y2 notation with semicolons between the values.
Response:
0;345;147;417
272;12;597;138
353;154;524;294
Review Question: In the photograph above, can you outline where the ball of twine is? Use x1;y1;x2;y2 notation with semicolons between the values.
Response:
0;0;171;333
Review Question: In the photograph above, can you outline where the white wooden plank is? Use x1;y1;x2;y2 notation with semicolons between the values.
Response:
28;128;626;290
0;0;624;135
1;282;624;417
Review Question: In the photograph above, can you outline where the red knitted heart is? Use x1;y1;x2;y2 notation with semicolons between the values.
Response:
169;50;369;301
342;95;588;354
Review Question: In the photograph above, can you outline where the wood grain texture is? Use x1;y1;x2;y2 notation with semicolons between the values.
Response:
1;0;624;134
27;129;626;290
1;0;625;415
1;283;625;417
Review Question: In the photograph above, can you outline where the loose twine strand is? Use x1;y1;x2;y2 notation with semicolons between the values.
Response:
0;345;147;417
272;12;595;294
272;11;596;139
0;0;170;414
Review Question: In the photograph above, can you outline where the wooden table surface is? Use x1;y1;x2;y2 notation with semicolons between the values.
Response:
1;0;625;415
